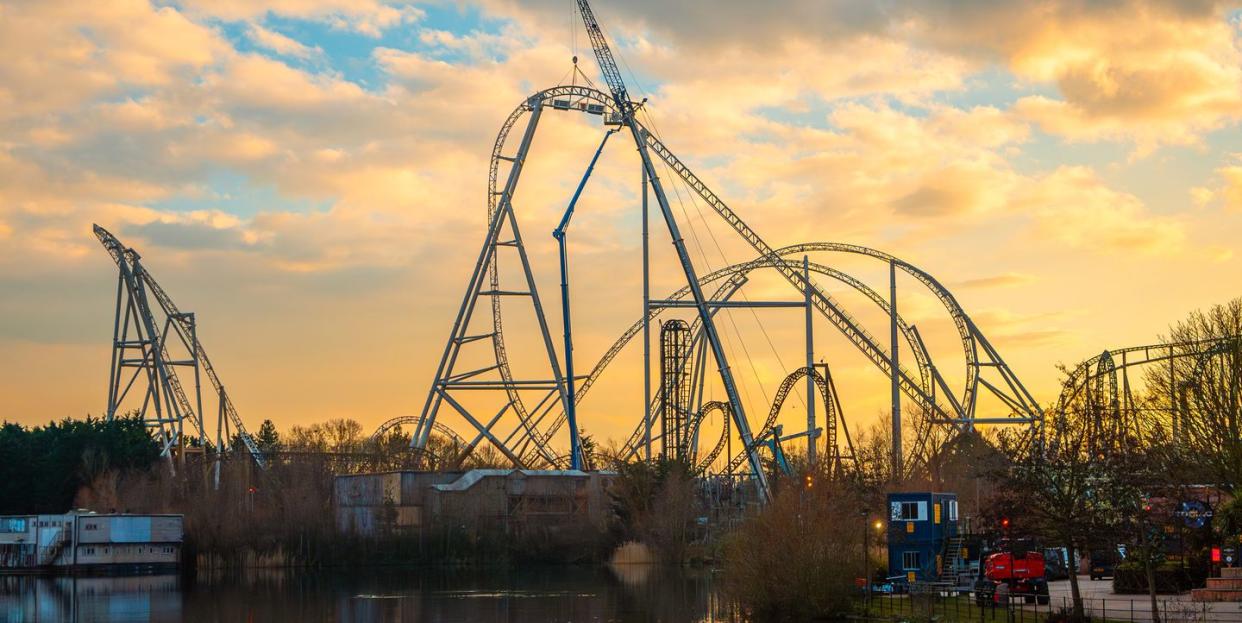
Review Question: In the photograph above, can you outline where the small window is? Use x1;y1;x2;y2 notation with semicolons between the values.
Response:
0;518;26;533
892;501;927;521
948;500;959;521
903;551;922;571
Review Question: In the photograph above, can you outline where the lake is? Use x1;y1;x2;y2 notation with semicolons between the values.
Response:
0;565;741;622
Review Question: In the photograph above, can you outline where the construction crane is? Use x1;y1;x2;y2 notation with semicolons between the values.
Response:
575;0;772;500
553;126;619;470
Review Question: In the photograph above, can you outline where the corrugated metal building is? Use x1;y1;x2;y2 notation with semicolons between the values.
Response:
0;510;182;570
334;470;615;536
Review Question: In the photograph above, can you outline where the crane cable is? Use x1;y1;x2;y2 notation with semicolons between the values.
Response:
588;2;812;434
596;10;800;411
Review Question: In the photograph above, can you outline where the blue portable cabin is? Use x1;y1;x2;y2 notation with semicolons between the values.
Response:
886;492;959;584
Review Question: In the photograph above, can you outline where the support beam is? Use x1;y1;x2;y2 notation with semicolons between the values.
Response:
438;390;525;467
642;161;652;463
804;256;816;468
889;260;902;480
648;300;807;309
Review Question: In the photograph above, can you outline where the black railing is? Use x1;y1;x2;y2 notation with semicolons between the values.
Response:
859;591;1231;622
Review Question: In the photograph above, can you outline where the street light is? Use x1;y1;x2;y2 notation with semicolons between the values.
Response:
863;512;884;607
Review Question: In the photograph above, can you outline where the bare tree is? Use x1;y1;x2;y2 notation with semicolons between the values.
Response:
1143;298;1242;491
998;399;1128;622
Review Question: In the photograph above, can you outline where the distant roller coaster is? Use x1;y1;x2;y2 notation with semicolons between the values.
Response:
93;225;265;470
1053;336;1241;456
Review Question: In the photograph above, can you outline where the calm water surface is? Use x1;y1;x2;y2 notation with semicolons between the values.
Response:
0;565;741;622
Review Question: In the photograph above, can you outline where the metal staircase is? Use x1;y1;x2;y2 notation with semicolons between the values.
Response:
941;535;975;588
38;529;69;566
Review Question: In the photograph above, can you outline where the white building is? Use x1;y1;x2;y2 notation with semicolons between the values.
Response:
0;510;182;570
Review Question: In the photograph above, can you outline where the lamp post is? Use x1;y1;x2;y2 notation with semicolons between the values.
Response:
863;514;884;608
862;511;869;608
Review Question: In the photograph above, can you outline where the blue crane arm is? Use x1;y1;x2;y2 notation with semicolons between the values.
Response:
554;128;618;240
553;128;618;470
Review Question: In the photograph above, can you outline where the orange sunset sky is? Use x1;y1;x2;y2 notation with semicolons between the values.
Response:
2;1;1242;450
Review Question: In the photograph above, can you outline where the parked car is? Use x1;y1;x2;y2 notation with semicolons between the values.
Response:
1043;548;1070;580
1089;547;1123;580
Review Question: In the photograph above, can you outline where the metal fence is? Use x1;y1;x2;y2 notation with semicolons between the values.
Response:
860;592;1239;622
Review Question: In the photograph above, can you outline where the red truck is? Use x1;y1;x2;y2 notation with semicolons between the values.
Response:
974;545;1052;605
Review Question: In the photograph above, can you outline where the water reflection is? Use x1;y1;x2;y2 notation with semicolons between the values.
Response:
1;565;741;622
0;574;181;622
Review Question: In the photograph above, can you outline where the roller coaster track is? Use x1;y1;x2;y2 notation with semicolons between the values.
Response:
723;367;834;473
94;225;266;468
687;401;731;472
613;255;929;460
422;80;1041;471
372;416;466;447
1051;336;1240;454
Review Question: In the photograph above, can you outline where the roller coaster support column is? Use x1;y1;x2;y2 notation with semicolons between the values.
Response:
553;128;618;470
890;260;902;479
642;162;652;462
804;256;816;468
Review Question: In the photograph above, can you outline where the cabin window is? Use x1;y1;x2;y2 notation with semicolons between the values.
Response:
891;501;927;521
903;551;922;571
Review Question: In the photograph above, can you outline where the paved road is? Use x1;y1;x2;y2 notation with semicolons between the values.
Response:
1036;576;1242;622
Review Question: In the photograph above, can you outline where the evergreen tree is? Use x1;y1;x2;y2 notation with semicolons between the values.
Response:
256;419;280;452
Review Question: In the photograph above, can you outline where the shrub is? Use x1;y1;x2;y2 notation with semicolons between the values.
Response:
722;480;863;620
1113;561;1193;594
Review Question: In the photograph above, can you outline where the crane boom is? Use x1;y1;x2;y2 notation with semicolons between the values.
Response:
575;0;632;113
575;0;771;500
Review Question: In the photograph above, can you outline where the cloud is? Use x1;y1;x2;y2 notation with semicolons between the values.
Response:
1220;158;1242;210
180;0;424;37
1019;166;1185;254
484;0;1242;149
125;211;253;251
0;1;227;121
892;1;1242;148
247;23;321;60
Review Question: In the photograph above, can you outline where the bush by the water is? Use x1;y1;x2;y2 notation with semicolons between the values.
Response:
722;477;865;620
